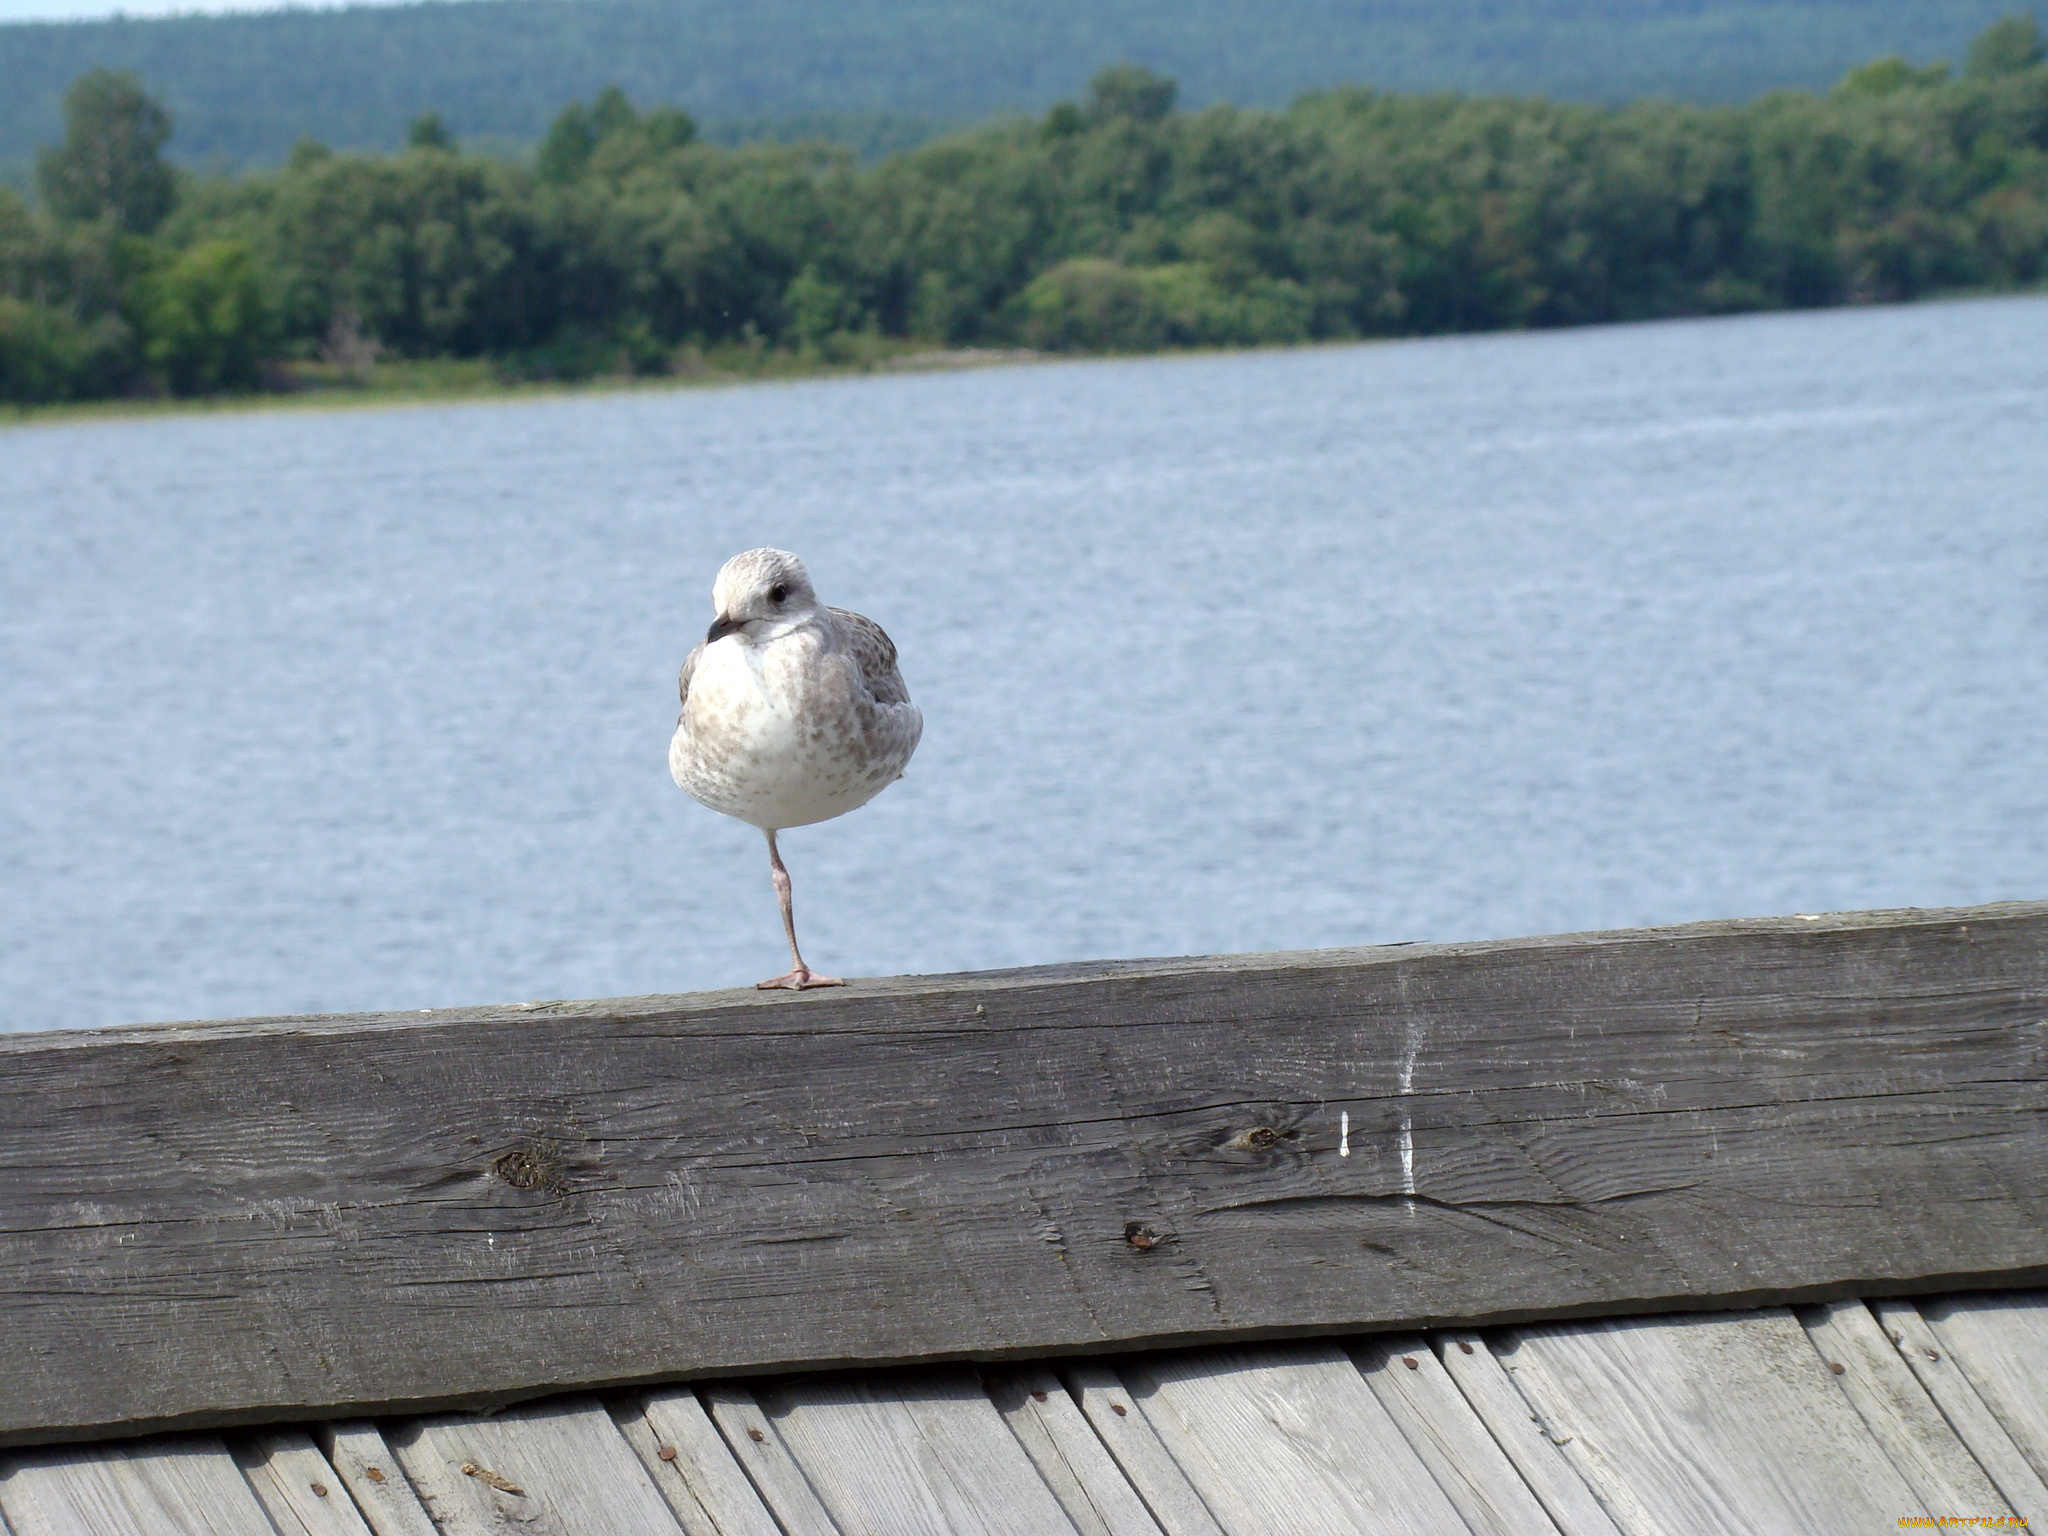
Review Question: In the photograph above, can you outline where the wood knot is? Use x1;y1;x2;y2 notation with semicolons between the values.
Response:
492;1141;566;1194
1225;1125;1292;1151
1124;1221;1164;1251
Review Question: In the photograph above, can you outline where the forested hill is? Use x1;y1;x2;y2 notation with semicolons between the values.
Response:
6;21;2047;408
0;0;2028;171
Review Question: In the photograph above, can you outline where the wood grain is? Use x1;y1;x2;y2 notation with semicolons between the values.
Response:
629;1390;783;1536
1115;1342;1471;1533
1917;1292;2048;1491
608;1402;728;1536
1795;1300;2012;1518
699;1386;841;1536
0;1435;277;1536
231;1430;374;1536
1351;1334;1563;1536
985;1368;1164;1536
1066;1367;1227;1536
1869;1299;2048;1519
3;903;2045;1444
313;1423;437;1536
750;1369;1079;1536
1431;1329;1625;1536
1501;1308;1924;1533
386;1396;683;1535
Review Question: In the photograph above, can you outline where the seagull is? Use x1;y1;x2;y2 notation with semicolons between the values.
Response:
670;548;922;989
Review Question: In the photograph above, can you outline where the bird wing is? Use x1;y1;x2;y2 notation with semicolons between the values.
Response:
677;640;705;722
829;607;911;705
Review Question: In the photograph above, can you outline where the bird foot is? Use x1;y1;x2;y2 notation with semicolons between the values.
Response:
757;968;845;990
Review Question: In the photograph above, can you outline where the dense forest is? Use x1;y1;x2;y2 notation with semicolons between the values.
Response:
2;16;2045;405
0;0;2025;172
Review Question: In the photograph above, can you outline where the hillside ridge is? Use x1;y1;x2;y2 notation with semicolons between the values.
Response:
0;0;2025;169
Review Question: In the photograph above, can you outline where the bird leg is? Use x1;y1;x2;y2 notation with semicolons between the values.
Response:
758;829;844;990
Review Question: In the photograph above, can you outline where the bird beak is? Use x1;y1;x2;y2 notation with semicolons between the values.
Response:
706;614;742;645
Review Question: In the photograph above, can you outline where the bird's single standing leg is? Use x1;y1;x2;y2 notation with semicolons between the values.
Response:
758;828;844;990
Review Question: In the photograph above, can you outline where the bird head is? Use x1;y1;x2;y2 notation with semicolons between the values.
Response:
706;547;820;644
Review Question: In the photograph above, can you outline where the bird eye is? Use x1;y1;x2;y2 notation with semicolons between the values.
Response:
769;583;789;604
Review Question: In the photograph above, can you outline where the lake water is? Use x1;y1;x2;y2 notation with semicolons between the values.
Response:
3;296;2045;1032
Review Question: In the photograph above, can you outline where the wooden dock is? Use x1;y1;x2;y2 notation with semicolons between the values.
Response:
0;901;2043;1531
2;1288;2044;1533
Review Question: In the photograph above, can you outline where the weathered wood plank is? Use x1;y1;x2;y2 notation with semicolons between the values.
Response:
1066;1368;1227;1536
231;1430;373;1536
608;1402;727;1536
1918;1292;2048;1490
0;1435;278;1536
312;1424;436;1536
629;1390;783;1536
1116;1343;1472;1534
699;1386;841;1536
2;903;2044;1443
1501;1308;1924;1533
1795;1301;2013;1518
386;1397;684;1535
1869;1298;2048;1518
1431;1330;1625;1536
1351;1335;1563;1536
985;1369;1165;1536
750;1369;1079;1536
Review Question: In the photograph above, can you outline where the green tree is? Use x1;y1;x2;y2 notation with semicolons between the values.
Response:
538;103;598;182
540;87;698;183
0;295;129;402
140;238;273;394
407;113;455;151
1084;64;1178;125
36;71;176;234
1966;14;2046;78
590;86;636;141
784;263;858;348
1831;56;1950;98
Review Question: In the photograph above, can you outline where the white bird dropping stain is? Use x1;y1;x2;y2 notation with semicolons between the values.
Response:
1399;1026;1419;1203
1339;1112;1350;1157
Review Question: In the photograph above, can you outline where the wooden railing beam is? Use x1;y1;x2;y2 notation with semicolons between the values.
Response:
1;902;2043;1445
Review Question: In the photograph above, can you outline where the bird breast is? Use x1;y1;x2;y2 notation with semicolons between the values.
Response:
670;625;917;830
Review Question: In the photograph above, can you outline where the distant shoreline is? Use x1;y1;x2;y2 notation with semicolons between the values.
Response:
0;343;1050;428
9;287;2044;431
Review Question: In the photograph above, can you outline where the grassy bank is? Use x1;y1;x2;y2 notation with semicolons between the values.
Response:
1;338;1049;425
